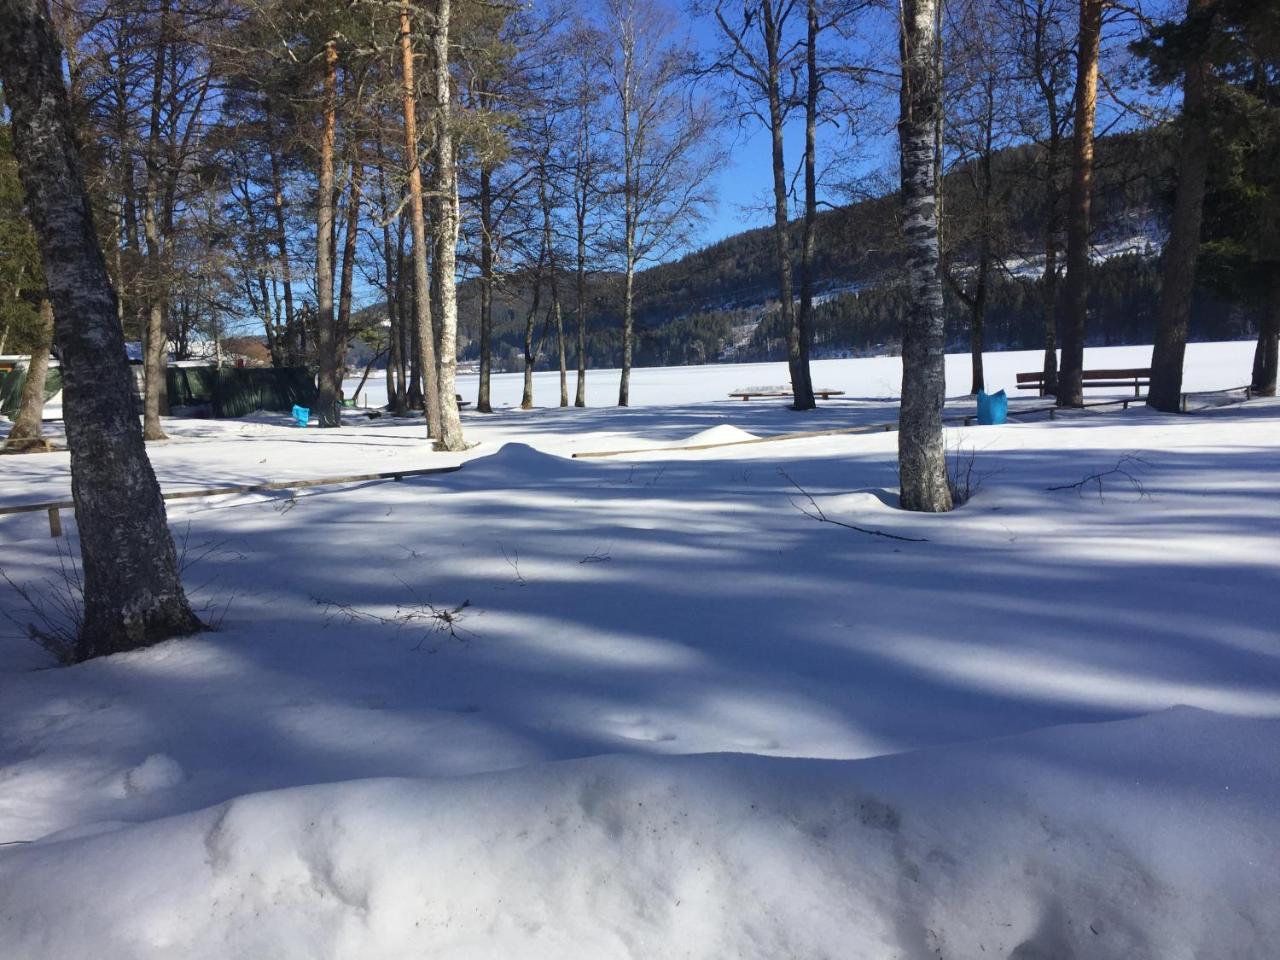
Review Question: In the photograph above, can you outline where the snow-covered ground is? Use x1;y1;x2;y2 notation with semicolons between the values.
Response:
2;341;1278;958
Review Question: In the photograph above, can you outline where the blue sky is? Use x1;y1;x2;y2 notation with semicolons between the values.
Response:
679;2;901;251
635;0;1166;255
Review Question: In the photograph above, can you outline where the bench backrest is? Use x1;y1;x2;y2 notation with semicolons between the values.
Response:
1076;368;1151;378
1017;367;1149;383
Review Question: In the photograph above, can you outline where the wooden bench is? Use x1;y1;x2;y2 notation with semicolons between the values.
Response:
729;386;846;401
1016;368;1150;397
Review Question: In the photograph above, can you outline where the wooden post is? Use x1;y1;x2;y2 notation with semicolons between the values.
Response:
47;506;61;537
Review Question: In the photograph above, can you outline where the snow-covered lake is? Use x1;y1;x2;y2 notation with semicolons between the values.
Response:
348;341;1254;409
2;340;1277;958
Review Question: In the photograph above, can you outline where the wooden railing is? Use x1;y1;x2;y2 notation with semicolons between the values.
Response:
0;464;462;538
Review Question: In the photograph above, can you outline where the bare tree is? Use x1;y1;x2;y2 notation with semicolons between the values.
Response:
607;0;715;407
0;0;200;657
710;0;817;410
897;0;952;512
564;21;610;406
1002;0;1075;395
943;0;1017;396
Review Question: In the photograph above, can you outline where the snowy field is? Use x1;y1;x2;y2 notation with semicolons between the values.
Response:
2;341;1279;958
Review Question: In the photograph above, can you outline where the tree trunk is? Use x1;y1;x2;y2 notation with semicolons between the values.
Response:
537;158;569;408
970;123;995;397
399;3;441;438
1041;229;1059;393
139;0;170;441
0;0;199;657
394;216;410;412
556;293;568;407
430;0;466;452
5;297;54;450
141;283;168;439
477;165;494;412
1252;276;1279;396
797;0;819;394
575;194;588;407
267;110;298;366
764;2;814;412
618;28;635;409
619;262;634;407
335;153;363;405
897;0;952;513
1058;0;1102;407
522;271;542;410
375;132;407;415
314;40;341;427
1148;0;1215;413
970;266;987;396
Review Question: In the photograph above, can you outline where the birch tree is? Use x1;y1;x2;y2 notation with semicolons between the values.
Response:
430;0;467;450
1001;0;1075;395
607;0;714;407
896;0;952;512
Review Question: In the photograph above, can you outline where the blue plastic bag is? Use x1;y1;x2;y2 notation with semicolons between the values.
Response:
976;389;1007;426
292;404;310;428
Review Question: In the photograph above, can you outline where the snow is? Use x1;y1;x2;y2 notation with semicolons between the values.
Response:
673;423;760;446
369;341;1254;410
3;709;1277;959
1;340;1278;958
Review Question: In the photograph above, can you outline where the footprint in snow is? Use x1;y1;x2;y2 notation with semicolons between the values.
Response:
104;753;185;799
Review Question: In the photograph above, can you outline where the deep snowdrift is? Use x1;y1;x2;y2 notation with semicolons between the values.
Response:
3;708;1275;960
2;345;1277;958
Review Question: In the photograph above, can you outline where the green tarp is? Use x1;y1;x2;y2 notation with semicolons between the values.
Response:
2;364;314;420
200;367;315;418
0;365;62;418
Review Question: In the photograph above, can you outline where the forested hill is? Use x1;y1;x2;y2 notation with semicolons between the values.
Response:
630;128;1173;324
461;128;1186;370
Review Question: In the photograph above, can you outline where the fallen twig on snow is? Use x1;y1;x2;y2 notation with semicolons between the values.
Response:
1046;454;1151;502
314;584;472;650
780;471;929;543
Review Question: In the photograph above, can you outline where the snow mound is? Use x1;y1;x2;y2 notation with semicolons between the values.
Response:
3;708;1276;959
824;489;900;512
674;424;760;447
458;442;572;481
